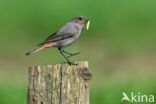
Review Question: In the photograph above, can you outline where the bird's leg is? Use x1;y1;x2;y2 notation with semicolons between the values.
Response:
63;50;80;58
58;48;77;65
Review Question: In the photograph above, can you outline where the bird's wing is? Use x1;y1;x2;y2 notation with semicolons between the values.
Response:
38;32;75;46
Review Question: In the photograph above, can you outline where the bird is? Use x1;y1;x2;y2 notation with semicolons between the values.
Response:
25;16;89;65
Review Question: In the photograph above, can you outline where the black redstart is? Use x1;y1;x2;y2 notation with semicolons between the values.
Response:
26;16;90;65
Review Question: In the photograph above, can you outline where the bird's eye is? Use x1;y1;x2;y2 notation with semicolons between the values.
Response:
78;17;82;21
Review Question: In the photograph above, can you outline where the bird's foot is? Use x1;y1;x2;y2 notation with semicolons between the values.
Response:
68;61;78;65
67;52;80;58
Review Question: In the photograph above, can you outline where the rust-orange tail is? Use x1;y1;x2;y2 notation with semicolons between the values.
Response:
25;42;53;56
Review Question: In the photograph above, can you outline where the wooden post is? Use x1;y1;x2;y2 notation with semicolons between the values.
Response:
27;61;92;104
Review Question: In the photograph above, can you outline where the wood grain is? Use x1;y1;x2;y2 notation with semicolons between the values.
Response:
27;61;92;104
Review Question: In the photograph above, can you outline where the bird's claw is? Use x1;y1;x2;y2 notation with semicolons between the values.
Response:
67;52;80;58
68;61;78;65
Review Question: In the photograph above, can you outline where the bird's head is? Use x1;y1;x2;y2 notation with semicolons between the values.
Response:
72;16;89;26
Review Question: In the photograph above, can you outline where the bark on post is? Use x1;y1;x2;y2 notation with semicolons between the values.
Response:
27;61;92;104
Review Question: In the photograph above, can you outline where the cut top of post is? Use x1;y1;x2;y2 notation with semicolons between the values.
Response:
27;61;92;104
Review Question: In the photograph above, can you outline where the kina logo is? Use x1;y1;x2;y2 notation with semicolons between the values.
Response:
121;92;154;103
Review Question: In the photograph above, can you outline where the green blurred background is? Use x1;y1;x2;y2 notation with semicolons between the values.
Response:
0;0;156;104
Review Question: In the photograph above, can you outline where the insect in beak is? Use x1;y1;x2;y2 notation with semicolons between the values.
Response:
86;20;90;30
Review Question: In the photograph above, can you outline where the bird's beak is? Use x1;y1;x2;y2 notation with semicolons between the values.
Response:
85;19;89;23
83;18;89;23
